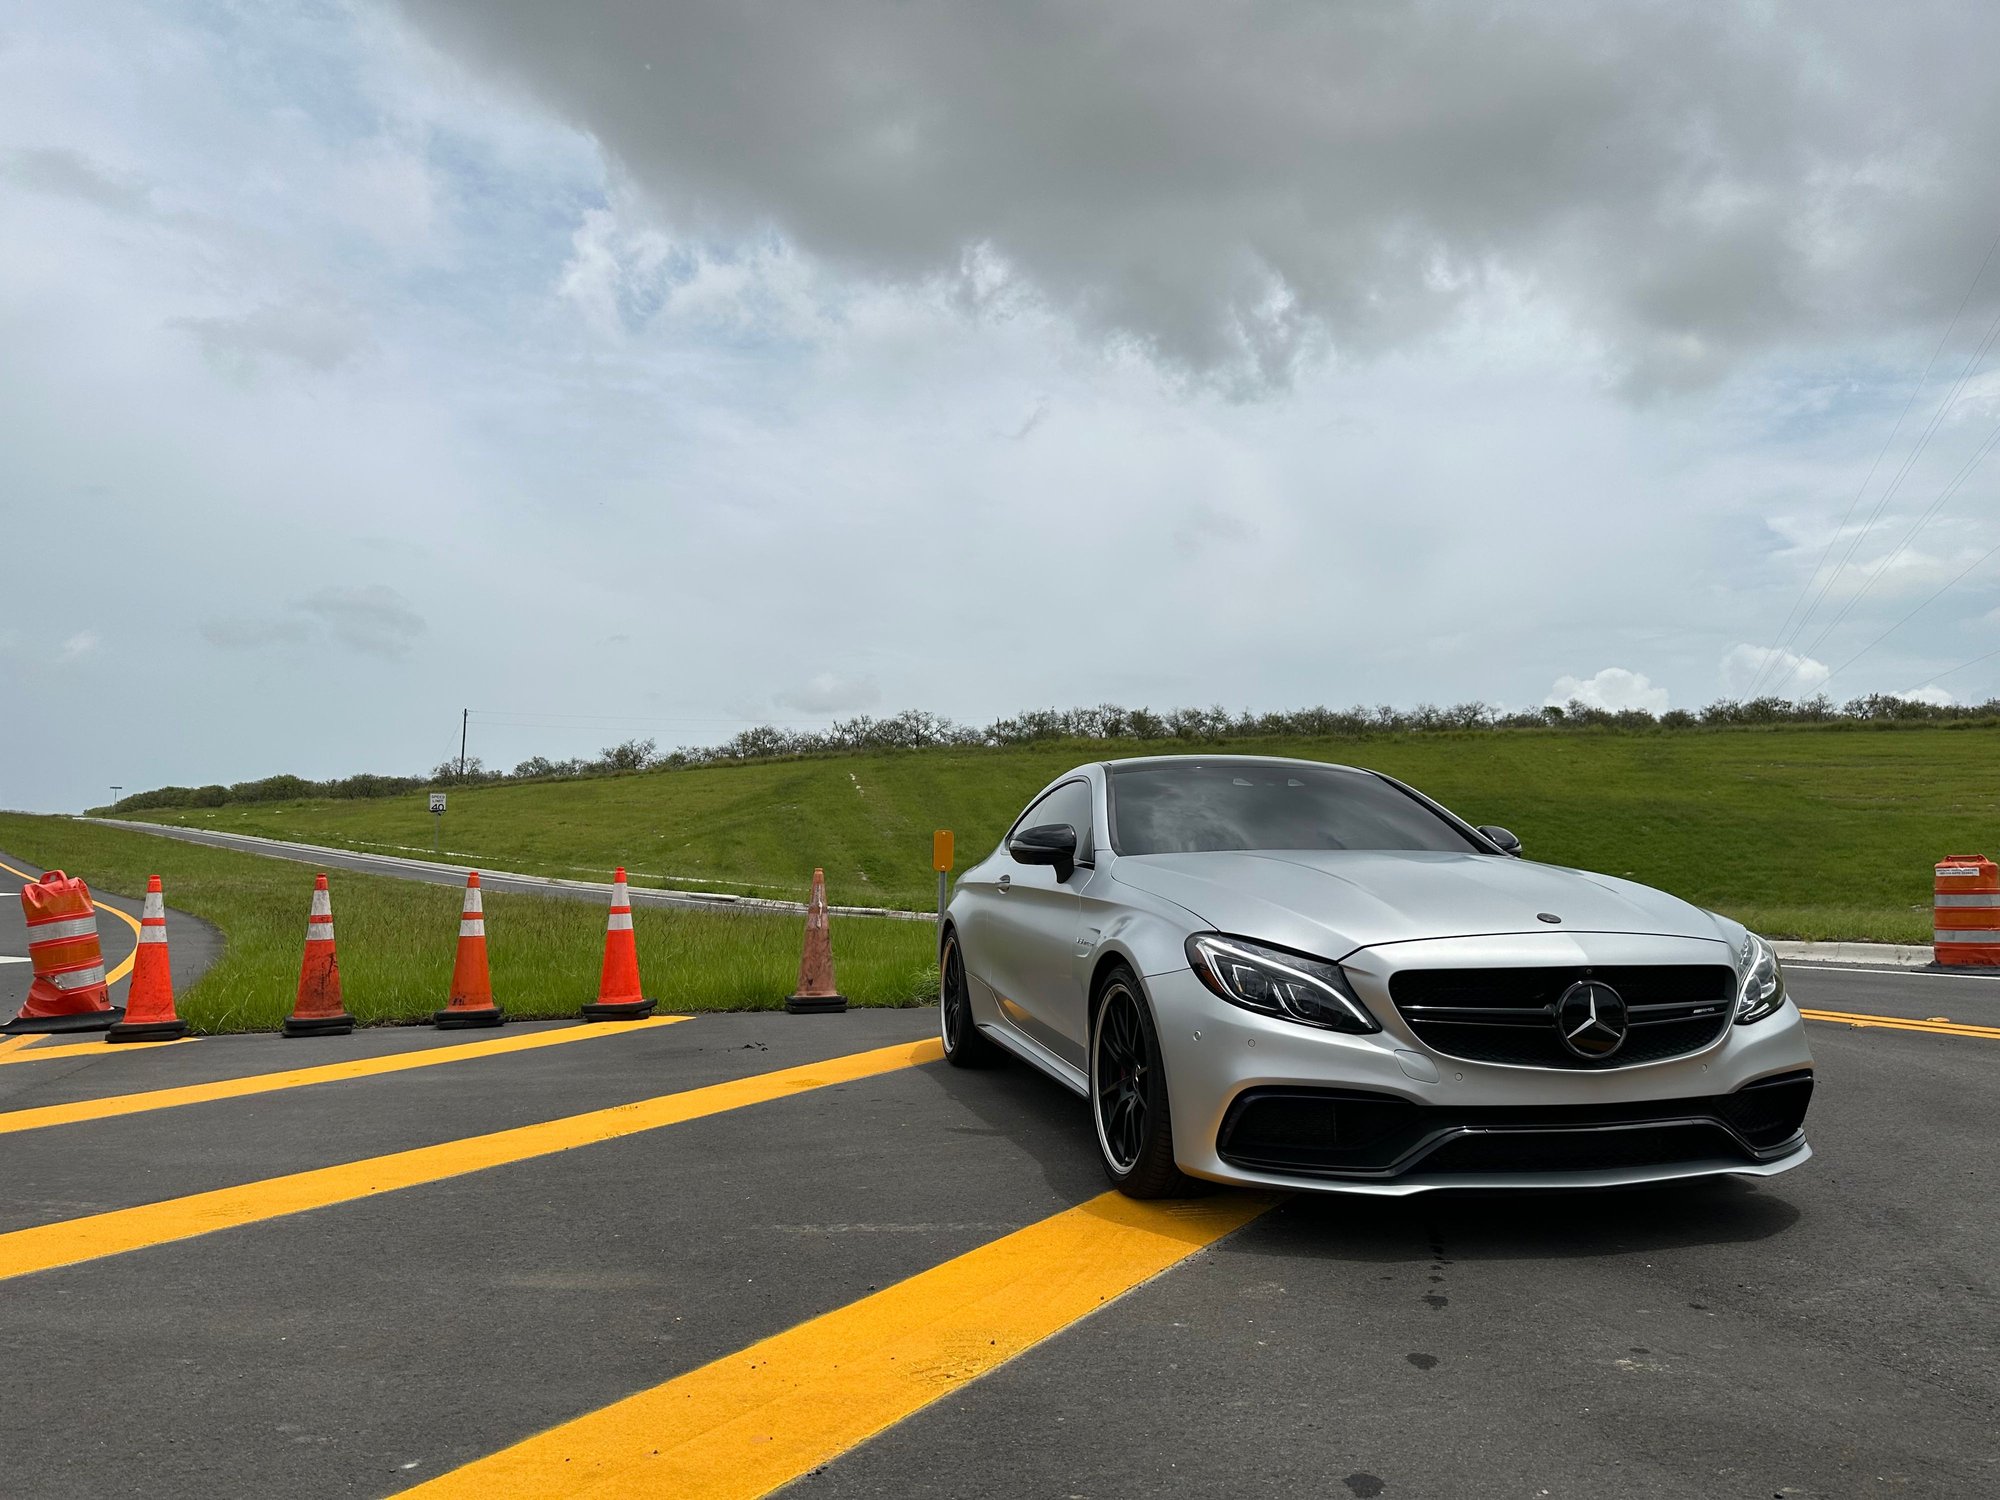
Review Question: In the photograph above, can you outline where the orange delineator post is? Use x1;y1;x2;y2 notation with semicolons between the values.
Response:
435;871;504;1029
284;874;356;1037
581;868;657;1020
786;867;848;1015
8;869;123;1034
108;875;188;1043
1933;854;2000;967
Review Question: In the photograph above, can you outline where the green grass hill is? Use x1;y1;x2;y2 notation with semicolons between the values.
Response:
103;724;2000;944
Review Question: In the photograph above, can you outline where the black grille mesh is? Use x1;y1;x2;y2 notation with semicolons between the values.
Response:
1388;965;1735;1069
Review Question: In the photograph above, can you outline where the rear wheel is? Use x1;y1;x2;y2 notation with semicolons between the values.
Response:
1090;967;1194;1198
939;928;1000;1068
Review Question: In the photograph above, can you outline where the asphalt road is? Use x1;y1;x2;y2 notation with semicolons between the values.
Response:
0;850;221;1024
85;818;932;921
0;962;1992;1499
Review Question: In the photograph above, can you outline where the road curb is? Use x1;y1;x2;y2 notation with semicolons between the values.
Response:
1773;939;1935;968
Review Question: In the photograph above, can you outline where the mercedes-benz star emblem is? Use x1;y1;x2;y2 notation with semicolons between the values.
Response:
1555;979;1628;1059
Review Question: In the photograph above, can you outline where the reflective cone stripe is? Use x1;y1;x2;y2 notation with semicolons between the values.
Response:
111;876;186;1041
16;871;115;1021
437;872;502;1026
1934;855;2000;965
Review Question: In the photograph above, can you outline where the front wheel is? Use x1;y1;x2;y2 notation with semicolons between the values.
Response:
940;928;1001;1068
1090;967;1194;1198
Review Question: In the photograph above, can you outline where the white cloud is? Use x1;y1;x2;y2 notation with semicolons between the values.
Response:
1544;668;1668;715
1895;684;1954;706
58;630;98;660
1720;643;1830;699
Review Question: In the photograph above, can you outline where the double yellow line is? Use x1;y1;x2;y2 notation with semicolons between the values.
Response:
1800;1007;2000;1041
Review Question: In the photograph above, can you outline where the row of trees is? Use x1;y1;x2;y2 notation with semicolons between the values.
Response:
94;691;2000;815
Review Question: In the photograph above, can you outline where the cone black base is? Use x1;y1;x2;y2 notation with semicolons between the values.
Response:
4;1006;126;1035
581;997;658;1021
283;1012;356;1037
785;993;849;1015
107;1016;190;1044
434;1005;505;1029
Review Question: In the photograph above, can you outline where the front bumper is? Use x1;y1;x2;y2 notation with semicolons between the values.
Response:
1144;938;1817;1196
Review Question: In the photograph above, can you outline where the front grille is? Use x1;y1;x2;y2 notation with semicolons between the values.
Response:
1215;1075;1812;1180
1389;964;1735;1069
1417;1123;1736;1175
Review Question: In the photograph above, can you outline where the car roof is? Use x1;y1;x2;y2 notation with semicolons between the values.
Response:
1095;753;1370;776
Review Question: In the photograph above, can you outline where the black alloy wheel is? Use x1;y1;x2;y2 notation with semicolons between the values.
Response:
1090;967;1193;1198
939;929;999;1068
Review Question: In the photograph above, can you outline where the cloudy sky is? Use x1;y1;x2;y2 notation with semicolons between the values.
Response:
5;1;2000;812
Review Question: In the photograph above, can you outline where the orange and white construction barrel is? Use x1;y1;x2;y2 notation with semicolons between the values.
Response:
1933;854;2000;967
8;869;124;1033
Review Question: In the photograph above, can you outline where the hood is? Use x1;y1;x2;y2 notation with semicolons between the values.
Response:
1112;849;1724;957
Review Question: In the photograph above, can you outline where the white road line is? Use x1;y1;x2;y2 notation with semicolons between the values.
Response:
0;956;31;966
1788;963;1999;982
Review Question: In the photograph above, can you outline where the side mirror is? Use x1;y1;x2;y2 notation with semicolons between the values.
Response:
1478;825;1523;857
1008;822;1078;881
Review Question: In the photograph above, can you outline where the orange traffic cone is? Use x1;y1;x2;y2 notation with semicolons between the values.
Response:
785;868;848;1014
7;869;122;1034
284;874;355;1037
581;867;656;1020
108;876;188;1043
435;872;503;1029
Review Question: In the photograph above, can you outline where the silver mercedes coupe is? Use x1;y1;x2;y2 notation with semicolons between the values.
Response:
939;755;1814;1197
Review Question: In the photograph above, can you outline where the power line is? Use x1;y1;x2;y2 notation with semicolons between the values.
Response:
1819;527;2000;691
1773;411;2000;695
1762;294;2000;695
1748;227;2000;695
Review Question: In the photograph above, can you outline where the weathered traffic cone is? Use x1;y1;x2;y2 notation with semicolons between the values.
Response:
435;872;503;1029
284;874;355;1037
7;869;123;1034
108;876;188;1043
785;868;848;1014
581;868;657;1020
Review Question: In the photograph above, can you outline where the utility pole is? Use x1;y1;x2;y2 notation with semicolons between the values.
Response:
459;709;469;779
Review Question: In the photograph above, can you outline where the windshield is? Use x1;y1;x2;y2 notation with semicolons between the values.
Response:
1108;761;1484;856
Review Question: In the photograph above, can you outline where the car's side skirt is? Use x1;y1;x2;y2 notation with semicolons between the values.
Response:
978;1018;1089;1097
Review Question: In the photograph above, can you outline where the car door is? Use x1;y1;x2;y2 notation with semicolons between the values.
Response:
983;777;1094;1067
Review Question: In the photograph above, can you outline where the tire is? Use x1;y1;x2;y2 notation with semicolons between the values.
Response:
1090;965;1195;1198
939;927;1002;1068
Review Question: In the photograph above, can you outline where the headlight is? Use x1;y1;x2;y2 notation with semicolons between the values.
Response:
1186;933;1377;1034
1736;932;1787;1025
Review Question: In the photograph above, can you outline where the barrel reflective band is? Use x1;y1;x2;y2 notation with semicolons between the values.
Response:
27;915;100;944
1937;930;2000;944
1936;865;1986;876
44;963;108;989
1934;893;2000;907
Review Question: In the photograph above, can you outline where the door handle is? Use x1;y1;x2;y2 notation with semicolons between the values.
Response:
997;874;1011;892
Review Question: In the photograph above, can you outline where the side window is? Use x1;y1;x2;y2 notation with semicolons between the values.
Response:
1014;778;1095;864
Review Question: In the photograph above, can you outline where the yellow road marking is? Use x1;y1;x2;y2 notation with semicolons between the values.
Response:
0;1036;40;1060
1800;1007;2000;1041
401;1188;1276;1500
0;1017;684;1135
0;856;140;987
0;1037;942;1283
0;1036;200;1068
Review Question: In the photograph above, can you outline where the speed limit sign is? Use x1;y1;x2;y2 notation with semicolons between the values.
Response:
429;792;447;814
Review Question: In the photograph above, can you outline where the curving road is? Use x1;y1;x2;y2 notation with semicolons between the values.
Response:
85;817;934;922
